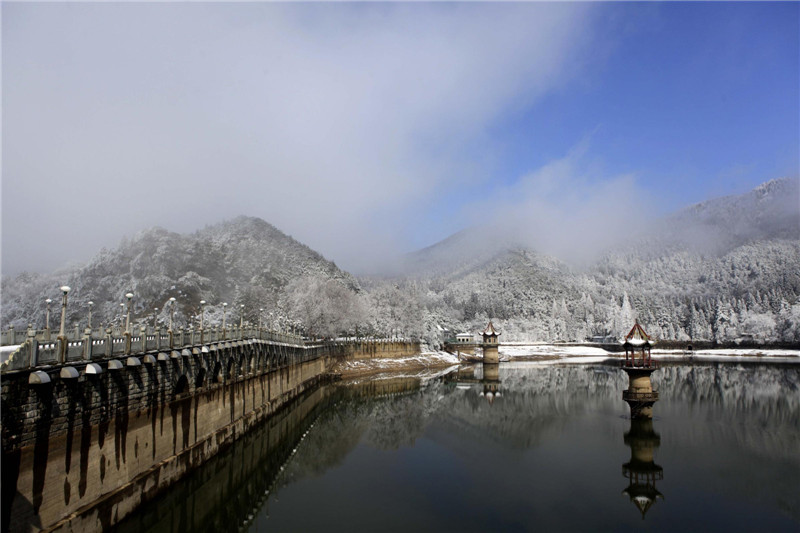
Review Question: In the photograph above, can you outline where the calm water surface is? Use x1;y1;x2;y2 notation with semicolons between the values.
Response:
116;362;800;532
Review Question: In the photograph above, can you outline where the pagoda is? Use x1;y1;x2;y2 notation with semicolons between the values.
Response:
621;321;659;419
481;321;500;364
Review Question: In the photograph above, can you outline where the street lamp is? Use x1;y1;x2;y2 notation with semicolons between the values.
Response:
120;303;125;327
45;298;52;330
240;304;245;329
169;297;176;332
87;301;94;330
259;308;264;330
222;303;228;330
153;307;159;330
200;300;206;330
58;286;71;338
125;292;134;334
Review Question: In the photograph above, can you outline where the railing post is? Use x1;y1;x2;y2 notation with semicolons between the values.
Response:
82;327;92;360
105;326;113;357
27;327;38;368
140;324;147;353
57;337;67;364
125;330;132;355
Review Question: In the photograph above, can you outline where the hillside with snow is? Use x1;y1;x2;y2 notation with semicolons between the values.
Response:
370;178;800;344
1;180;798;345
1;216;358;330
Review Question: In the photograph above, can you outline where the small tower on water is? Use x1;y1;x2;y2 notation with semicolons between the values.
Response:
622;321;659;419
482;321;500;364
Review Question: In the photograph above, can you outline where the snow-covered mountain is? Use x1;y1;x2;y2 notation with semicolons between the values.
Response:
1;216;357;330
380;178;800;344
2;179;798;344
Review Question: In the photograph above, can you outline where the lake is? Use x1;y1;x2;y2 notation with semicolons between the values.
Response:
114;361;800;532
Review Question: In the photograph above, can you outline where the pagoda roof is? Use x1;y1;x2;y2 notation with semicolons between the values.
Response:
483;321;500;336
624;321;652;346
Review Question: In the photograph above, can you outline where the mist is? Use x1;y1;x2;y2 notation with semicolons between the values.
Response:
462;142;655;267
2;2;603;276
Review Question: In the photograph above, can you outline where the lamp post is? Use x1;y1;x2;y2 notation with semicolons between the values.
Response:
168;297;177;348
120;303;125;328
124;292;134;354
58;286;71;338
45;298;52;331
87;301;94;330
169;297;176;332
57;286;70;362
240;304;245;330
153;307;159;330
259;308;264;330
200;301;206;330
222;303;228;339
125;293;134;335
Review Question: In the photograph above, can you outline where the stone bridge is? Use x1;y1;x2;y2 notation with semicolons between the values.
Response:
1;324;420;533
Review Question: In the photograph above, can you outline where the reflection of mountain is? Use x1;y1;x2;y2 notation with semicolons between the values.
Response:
436;364;625;449
284;363;800;483
115;363;800;531
657;364;800;461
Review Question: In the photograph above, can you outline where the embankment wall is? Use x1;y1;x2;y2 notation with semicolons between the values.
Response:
1;340;419;533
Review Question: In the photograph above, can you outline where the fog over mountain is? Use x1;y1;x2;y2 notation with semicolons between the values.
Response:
1;216;357;331
1;179;799;344
370;178;800;344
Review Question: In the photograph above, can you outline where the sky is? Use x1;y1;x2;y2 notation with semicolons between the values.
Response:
2;2;798;276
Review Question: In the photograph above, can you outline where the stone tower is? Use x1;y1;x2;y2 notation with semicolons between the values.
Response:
482;321;500;364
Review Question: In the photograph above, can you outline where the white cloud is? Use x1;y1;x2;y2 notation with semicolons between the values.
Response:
468;141;653;265
2;2;599;274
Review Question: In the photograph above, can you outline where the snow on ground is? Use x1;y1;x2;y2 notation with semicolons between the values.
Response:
500;345;612;358
498;344;800;364
501;356;614;367
650;348;799;364
332;349;459;377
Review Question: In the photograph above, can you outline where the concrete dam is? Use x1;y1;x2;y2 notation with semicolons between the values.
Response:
0;327;419;532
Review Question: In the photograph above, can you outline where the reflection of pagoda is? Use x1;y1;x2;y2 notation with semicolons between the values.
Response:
622;418;664;519
481;363;501;405
482;321;500;364
621;321;659;419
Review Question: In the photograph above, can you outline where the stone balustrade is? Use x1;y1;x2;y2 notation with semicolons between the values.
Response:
0;325;308;373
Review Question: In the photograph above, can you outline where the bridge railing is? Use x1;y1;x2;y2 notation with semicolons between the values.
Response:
1;323;415;373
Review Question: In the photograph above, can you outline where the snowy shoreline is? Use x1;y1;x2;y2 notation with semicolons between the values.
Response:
498;344;800;364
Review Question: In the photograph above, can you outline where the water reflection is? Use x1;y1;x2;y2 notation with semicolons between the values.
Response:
481;363;501;404
112;363;800;532
452;363;502;405
622;418;664;519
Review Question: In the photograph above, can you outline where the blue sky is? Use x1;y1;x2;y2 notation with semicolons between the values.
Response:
2;2;798;274
432;2;799;237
